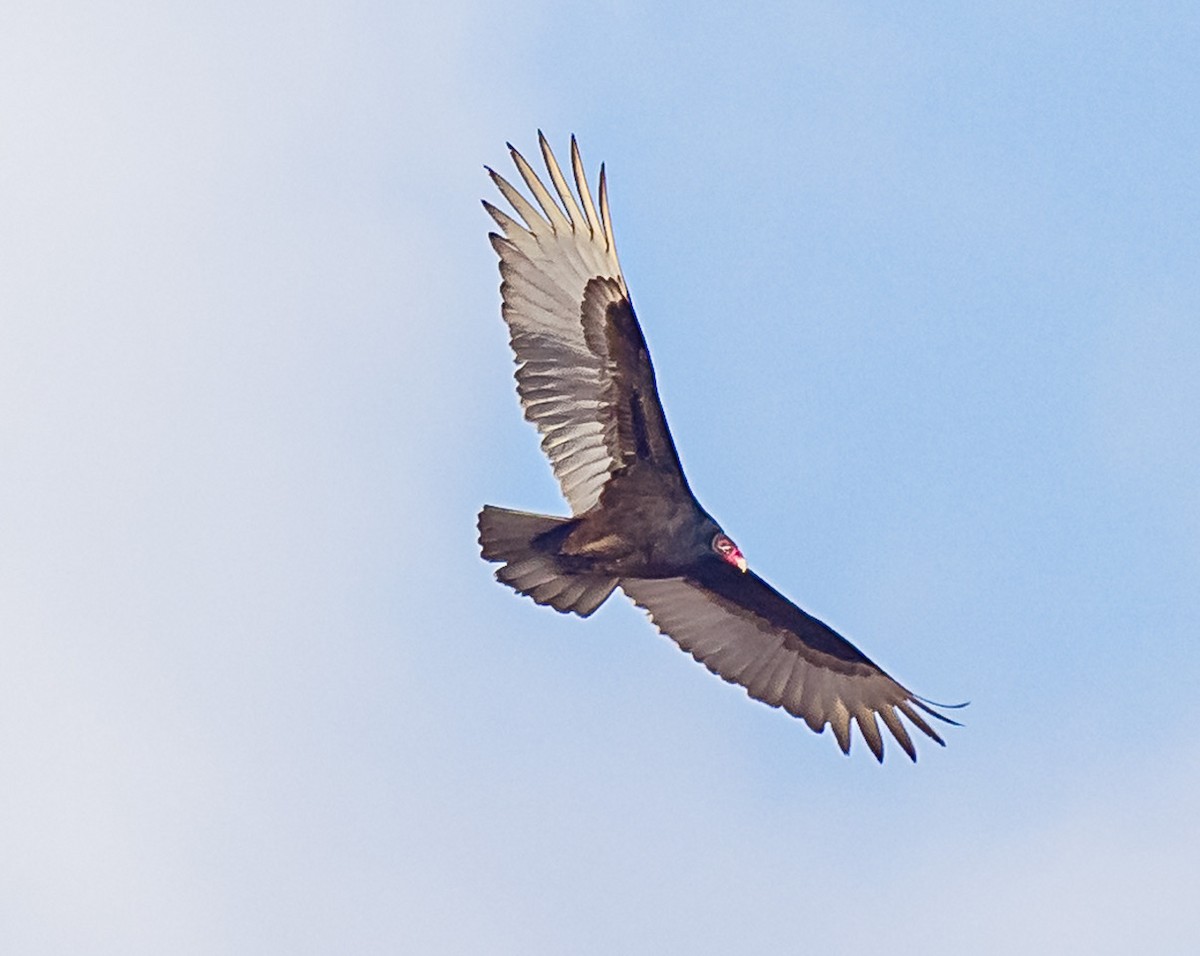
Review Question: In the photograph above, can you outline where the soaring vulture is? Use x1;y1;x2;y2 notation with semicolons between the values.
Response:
477;134;959;762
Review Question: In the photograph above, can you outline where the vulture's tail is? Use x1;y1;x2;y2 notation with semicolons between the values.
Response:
477;505;618;617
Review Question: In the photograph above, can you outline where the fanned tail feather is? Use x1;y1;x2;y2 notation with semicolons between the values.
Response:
477;505;618;617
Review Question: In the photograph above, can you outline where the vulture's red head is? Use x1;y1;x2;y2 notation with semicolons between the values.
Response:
712;533;747;572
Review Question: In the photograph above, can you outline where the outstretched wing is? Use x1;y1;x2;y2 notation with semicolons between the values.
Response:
621;564;958;762
486;134;686;515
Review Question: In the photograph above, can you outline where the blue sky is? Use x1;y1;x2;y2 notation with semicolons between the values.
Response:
3;1;1199;952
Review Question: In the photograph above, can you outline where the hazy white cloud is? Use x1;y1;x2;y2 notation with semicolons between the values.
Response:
0;2;509;950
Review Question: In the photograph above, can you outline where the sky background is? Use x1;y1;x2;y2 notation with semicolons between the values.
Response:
3;2;1199;952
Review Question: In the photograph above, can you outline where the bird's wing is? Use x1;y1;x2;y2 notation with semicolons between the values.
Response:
620;564;957;762
486;134;686;515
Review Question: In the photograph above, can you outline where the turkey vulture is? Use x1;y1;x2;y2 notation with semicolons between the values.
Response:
477;134;959;762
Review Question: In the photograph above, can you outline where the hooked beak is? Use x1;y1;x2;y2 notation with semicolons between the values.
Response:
723;547;748;573
713;533;748;573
